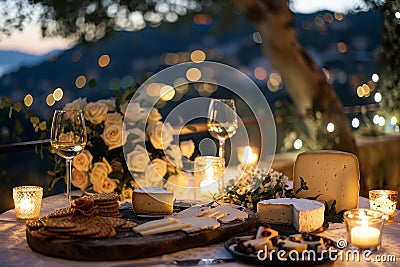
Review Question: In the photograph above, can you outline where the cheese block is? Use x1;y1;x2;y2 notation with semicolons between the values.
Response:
257;198;324;233
293;150;360;211
133;218;179;233
132;186;174;214
173;206;211;219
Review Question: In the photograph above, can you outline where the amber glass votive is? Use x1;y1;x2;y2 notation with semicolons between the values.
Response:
369;190;398;222
13;186;43;220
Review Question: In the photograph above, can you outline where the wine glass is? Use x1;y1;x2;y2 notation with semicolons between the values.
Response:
50;110;87;205
207;98;238;160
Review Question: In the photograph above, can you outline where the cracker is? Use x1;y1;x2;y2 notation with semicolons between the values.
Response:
26;219;43;230
89;225;116;238
46;224;87;233
103;217;127;228
47;207;76;218
68;226;101;237
41;217;76;229
91;193;119;203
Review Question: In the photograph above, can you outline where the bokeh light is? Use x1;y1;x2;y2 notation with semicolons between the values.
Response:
372;73;379;82
98;54;110;67
327;122;335;133
23;94;33;107
293;139;303;150
53;88;63;101
391;116;397;125
75;75;87;89
351;118;360;128
254;67;267;80
160;85;175;101
252;32;262;43
190;50;206;63
186;68;201;81
374;92;382;103
46;94;55;106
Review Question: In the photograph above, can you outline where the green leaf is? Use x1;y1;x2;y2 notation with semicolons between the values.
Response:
13;102;22;112
30;116;40;124
295;177;309;195
39;121;47;131
306;194;322;200
324;200;347;223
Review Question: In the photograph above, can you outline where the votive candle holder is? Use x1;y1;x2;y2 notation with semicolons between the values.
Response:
369;189;398;222
13;186;43;220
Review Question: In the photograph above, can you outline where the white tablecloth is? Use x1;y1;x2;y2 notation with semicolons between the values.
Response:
0;194;399;267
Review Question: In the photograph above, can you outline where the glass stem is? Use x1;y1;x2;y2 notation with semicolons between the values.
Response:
65;159;72;205
219;139;225;160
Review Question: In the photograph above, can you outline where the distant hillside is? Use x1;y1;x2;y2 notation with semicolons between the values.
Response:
0;11;381;118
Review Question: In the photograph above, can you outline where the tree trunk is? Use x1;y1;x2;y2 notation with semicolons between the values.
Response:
236;0;358;155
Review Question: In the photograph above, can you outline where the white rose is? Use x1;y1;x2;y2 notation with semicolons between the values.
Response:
166;144;183;169
126;145;149;172
104;112;123;127
144;159;167;187
72;150;93;172
144;163;164;188
148;121;174;150
124;103;148;124
101;124;122;150
83;101;108;124
71;168;90;190
90;158;112;185
148;108;162;122
123;127;145;146
63;97;87;110
93;177;118;193
179;140;195;158
97;98;116;112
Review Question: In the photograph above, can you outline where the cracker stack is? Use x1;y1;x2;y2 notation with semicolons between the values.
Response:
90;192;122;218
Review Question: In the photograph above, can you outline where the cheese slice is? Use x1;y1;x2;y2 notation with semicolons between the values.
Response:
278;239;308;252
245;228;279;250
257;198;324;233
133;218;179;233
180;216;220;233
139;222;193;236
173;206;211;219
132;186;174;214
293;150;360;211
206;205;248;223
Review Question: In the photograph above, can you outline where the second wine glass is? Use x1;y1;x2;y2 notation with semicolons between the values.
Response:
207;98;238;160
50;110;87;205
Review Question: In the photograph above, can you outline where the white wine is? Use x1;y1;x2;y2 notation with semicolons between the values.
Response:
207;123;238;140
52;143;85;159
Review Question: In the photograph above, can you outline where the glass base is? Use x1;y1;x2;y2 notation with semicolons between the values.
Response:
347;244;381;252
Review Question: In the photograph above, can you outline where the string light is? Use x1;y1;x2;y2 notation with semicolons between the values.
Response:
327;122;335;133
293;139;303;150
374;92;382;103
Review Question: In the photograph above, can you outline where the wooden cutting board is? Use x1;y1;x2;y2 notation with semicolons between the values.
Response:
26;207;256;261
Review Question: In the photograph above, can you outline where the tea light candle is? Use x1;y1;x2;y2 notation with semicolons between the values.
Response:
194;156;225;201
237;146;259;167
344;209;387;251
369;190;398;221
350;223;381;248
13;186;43;220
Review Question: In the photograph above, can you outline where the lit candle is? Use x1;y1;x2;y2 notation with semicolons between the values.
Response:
13;186;43;220
238;146;259;167
350;221;381;248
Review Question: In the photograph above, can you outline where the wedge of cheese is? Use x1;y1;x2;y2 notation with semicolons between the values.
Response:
133;218;179;233
139;222;193;236
293;150;360;211
132;186;174;214
257;198;324;233
172;205;211;219
206;205;248;223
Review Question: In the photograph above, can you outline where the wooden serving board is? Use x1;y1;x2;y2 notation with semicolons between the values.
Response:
26;208;256;261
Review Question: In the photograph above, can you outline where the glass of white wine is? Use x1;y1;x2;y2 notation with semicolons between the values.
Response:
50;110;87;205
207;98;238;160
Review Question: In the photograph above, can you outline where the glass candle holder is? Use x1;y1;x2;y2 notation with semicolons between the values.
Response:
194;156;225;201
344;209;388;251
369;189;398;222
237;146;259;168
13;186;43;220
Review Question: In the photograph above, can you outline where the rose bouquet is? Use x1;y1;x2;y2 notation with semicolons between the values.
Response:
48;88;195;201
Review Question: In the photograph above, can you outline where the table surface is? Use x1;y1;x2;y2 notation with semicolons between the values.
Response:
0;194;399;267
